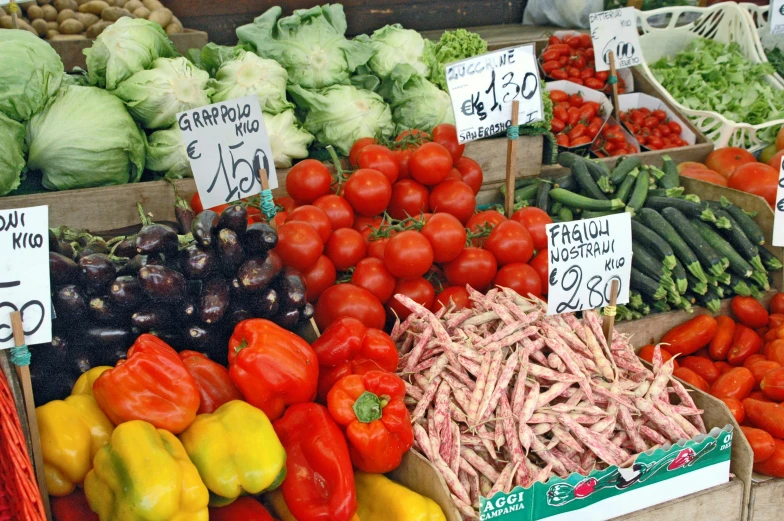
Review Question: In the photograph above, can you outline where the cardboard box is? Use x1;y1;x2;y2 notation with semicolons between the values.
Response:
546;80;614;155
591;115;640;158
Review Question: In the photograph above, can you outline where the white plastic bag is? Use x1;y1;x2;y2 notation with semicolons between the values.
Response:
522;0;603;29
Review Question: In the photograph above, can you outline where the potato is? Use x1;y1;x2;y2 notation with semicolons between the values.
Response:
74;11;97;26
0;15;13;28
31;17;48;35
141;0;160;9
165;21;181;35
78;0;108;14
146;6;170;27
124;0;140;10
132;6;148;18
37;0;53;5
26;4;43;19
101;6;130;21
75;0;92;5
50;33;85;40
56;8;73;23
58;17;83;33
45;29;59;38
115;0;126;6
85;18;110;37
18;20;39;35
41;4;57;20
53;0;78;12
46;20;58;29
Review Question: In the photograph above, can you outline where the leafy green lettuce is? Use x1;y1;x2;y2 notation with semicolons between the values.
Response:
0;113;26;196
263;110;315;168
361;24;432;79
427;29;487;91
145;125;191;179
379;64;454;133
210;49;292;114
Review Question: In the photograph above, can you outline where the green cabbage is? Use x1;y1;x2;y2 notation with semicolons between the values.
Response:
26;86;146;191
188;42;251;76
145;125;191;179
0;113;26;196
210;50;292;114
113;57;213;130
379;64;454;133
85;18;178;90
288;84;394;155
427;29;488;91
263;110;315;168
237;4;374;89
0;29;63;122
363;24;432;79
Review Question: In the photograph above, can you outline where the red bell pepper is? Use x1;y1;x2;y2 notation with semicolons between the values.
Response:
51;489;99;521
179;350;242;414
209;496;277;521
311;317;398;401
228;319;318;420
93;334;200;434
273;403;357;521
327;371;414;473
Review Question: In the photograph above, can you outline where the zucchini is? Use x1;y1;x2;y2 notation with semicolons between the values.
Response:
558;207;574;221
690;219;754;278
557;151;584;168
536;182;551;212
671;257;688;294
652;299;671;312
629;290;644;310
549;188;625;211
644;196;717;223
659;154;681;189
705;205;764;271
632;242;677;295
626;168;650;215
720;197;766;246
728;274;752;297
631;220;677;270
549;201;563;216
615;169;638;203
572;160;609;200
648;187;685;198
694;286;721;314
673;295;693;312
686;273;708;295
609;156;642;185
616;305;635;321
553;175;577;191
760;246;784;271
715;285;726;299
661;207;727;277
749;283;762;299
719;283;735;299
512;177;543;190
630;266;668;301
752;270;771;291
637;208;708;283
585;159;611;181
581;209;621;218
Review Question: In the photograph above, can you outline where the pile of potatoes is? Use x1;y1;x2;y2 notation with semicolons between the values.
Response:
0;0;184;40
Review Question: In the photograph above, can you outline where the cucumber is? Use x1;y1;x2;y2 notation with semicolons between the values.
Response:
631;220;677;270
549;188;625;211
631;266;668;301
632;242;676;295
536;182;551;212
694;286;721;314
615;169;638;203
512;177;543;190
644;196;717;223
659;154;680;189
581;209;621;218
637;208;708;283
720;197;766;246
572;160;609;200
671;257;688;294
728;274;752;297
558;207;574;221
549;201;563;216
557;151;584;168
626;168;650;215
760;246;784;271
690;219;754;278
512;183;541;203
686;273;708;295
609;156;642;185
661;207;726;277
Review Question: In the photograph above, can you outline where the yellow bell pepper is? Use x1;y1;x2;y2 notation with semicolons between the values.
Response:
71;366;112;396
266;490;361;521
85;420;209;521
36;394;114;497
178;400;286;506
355;472;446;521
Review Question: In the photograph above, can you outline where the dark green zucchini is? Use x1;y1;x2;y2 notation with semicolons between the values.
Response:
637;208;708;283
661;207;726;277
609;156;642;185
631;220;677;270
549;188;624;211
694;285;721;314
658;154;680;189
630;266;668;301
558;207;574;221
644;196;717;223
704;205;765;271
615;169;638;203
626;169;650;215
720;197;765;246
632;242;676;295
536;182;551;212
671;257;688;294
728;274;752;297
686;273;708;295
511;183;541;203
581;209;622;218
572;160;609;200
690;219;754;278
553;174;576;191
549;201;563;216
648;187;685;198
557;151;584;168
760;246;783;271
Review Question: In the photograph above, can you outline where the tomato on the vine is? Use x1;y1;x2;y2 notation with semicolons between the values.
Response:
454;157;483;195
285;205;333;243
409;142;453;186
432;123;465;163
349;137;376;166
275;196;297;213
395;129;431;148
394;148;413;180
313;194;355;230
357;144;399;184
387;277;435;320
429;179;476;224
421;213;467;263
275;221;324;272
352;257;397;304
285;159;333;203
432;286;471;312
466;210;506;247
484;220;534;266
314;283;386;330
343;168;392;216
443;247;497;291
384;230;434;280
387;179;430;220
303;255;337;302
366;236;390;261
325;228;367;270
494;263;543;298
511;207;552;251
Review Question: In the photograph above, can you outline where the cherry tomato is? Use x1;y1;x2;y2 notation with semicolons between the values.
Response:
639;345;679;369
314;283;385;330
542;60;560;74
352;257;396;304
357;144;399;184
511;207;552;251
387;179;430;220
772;293;784;315
443;247;497;291
303;255;336;302
286;205;333;243
429;179;476;225
349;137;376;166
551;118;566;133
719;397;745;424
313;194;354;230
409;142;453;186
580;33;592;48
366;236;389;262
454;157;483;195
652;109;667;121
484;220;534;266
325;228;367;270
727;325;763;366
387;277;435;320
549;90;568;103
432;286;471;312
421;213;467;263
286;159;333;203
494;263;542;298
567;106;580;126
384;230;434;279
585;78;604;90
680;356;721;385
550;69;568;80
761;367;784;401
275;221;323;272
343;168;392;216
432;123;465;163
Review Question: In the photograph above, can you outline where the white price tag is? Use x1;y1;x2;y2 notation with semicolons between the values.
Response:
445;45;544;144
177;95;276;210
0;206;52;349
0;1;13;7
770;0;784;35
545;213;632;315
773;154;784;246
589;7;642;72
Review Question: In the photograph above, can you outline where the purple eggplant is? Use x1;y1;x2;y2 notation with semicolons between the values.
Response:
50;252;79;286
175;295;199;323
218;205;248;236
136;223;178;257
252;286;279;318
275;267;307;310
48;229;59;251
79;253;117;291
276;308;300;330
131;306;171;331
236;251;282;293
77;238;109;259
138;265;186;303
54;285;88;317
225;301;253;328
217;228;245;275
244;222;278;254
179;244;215;280
184;324;229;364
176;203;196;236
192;210;220;248
199;277;230;324
301;302;315;321
119;254;162;276
58;240;75;260
113;236;138;258
89;296;127;324
108;276;143;308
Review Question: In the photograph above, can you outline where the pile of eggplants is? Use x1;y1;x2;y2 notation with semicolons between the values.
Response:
34;202;311;406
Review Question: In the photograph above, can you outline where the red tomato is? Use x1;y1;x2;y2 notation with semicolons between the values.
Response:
754;439;784;478
352;257;396;304
51;490;99;521
652;109;667;121
715;361;733;374
409;142;453;186
394;129;430;147
705;147;757;179
357;144;399;185
749;360;782;391
567;124;587;141
673;367;710;392
728;163;779;206
542;60;560;74
314;283;385;330
343;168;392;216
585;77;604;90
445;168;463;181
638;345;679;369
761;367;784;401
303;255;336;302
325;228;367;270
190;193;204;213
711;367;755;400
429;179;476;225
387;179;430;220
568;93;583;107
553;105;569;122
772;293;784;315
285;159;333;203
528;249;549;295
740;426;776;463
275;221;323;272
421;213;467;263
494;263;542;298
767;149;784;170
580;33;592;48
511;207;552;251
709;316;736;361
679;168;728;186
549;89;568;103
384;230;434;280
432;286;471;312
727;325;763;366
542;49;561;63
454;157;483;195
366;237;389;261
551;118;566;133
466;210;506;247
276;196;297;213
662;315;718;357
313;194;355;230
286;205;332;243
387;277;435;320
719;397;745;424
432;123;465;162
443;247;497;291
395;148;413;179
567;106;580;126
680;356;721;385
556;134;570;147
732;296;770;329
349;137;376;166
484;221;534;266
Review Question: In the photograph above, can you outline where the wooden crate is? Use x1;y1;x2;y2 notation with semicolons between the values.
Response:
748;476;784;521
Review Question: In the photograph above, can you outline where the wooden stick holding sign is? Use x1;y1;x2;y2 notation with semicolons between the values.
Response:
258;168;278;230
504;100;520;218
9;0;19;28
608;50;621;119
11;311;52;521
602;279;620;346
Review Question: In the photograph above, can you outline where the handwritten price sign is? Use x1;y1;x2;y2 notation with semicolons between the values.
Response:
770;0;784;35
545;213;632;315
773;155;784;246
589;7;642;72
445;45;544;144
178;96;276;210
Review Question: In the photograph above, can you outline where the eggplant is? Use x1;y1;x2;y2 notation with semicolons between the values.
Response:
237;251;283;292
244;222;278;254
179;244;216;280
31;368;75;406
252;287;279;318
275;267;307;310
136;223;178;257
119;254;162;276
58;240;75;260
225;301;253;328
112;236;138;258
89;296;127;324
199;277;231;324
48;229;59;251
217;228;245;275
192;210;220;248
79;253;117;291
78;325;135;360
276;308;300;330
301;302;315;321
153;329;183;348
50;252;79;286
54;284;88;317
184;324;229;365
218;205;248;235
138;265;186;303
77;237;109;259
176;204;196;236
175;295;199;323
108;276;143;308
131;306;171;331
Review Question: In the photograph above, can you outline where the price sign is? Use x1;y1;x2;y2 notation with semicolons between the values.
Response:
773;155;784;246
770;0;784;35
589;7;642;72
545;213;632;315
0;1;12;6
0;206;51;349
178;95;276;210
445;45;544;144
